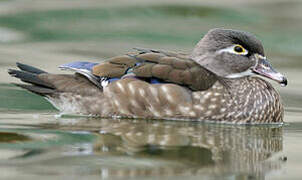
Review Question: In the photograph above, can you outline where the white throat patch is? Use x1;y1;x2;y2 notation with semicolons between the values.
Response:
226;69;253;78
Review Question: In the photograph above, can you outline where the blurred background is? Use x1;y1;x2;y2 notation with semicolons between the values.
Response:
0;0;301;179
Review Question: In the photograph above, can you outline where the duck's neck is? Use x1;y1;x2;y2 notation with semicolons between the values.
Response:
226;76;283;123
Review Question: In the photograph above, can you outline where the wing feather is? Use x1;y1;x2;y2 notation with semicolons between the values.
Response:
91;48;218;91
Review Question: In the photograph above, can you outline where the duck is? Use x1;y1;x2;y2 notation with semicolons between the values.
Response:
8;28;287;124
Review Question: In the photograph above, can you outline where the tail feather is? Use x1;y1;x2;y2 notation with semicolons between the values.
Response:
9;63;100;99
16;62;46;74
9;63;104;114
8;69;54;89
8;62;56;97
13;83;54;96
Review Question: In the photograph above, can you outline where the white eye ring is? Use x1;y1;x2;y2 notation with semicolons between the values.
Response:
217;44;248;56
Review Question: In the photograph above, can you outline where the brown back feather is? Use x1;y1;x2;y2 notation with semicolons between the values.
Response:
92;49;218;91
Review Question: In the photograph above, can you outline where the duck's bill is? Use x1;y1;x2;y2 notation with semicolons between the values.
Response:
252;57;287;87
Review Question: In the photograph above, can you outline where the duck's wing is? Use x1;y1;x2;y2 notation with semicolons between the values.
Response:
59;61;103;88
92;48;218;91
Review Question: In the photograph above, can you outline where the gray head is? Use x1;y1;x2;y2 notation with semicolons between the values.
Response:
190;28;287;86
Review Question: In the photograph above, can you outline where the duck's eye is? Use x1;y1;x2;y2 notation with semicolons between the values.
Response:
217;44;248;55
233;44;247;55
234;45;243;53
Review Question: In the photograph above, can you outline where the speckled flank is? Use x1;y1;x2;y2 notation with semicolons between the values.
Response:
46;92;113;116
97;76;282;123
104;78;193;118
39;73;115;116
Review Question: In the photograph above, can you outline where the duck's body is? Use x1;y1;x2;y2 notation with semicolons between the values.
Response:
9;28;287;124
50;76;282;124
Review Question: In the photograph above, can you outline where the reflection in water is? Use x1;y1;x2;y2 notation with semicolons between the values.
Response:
0;132;31;143
52;118;284;178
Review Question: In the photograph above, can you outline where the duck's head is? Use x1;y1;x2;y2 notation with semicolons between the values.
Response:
190;28;287;86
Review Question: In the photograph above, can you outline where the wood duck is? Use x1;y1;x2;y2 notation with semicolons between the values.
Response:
8;28;287;124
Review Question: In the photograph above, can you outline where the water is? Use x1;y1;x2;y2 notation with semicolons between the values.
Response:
0;0;302;179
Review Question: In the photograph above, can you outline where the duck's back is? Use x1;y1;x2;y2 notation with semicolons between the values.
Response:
92;48;218;91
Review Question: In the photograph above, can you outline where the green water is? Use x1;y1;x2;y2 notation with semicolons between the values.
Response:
0;0;302;179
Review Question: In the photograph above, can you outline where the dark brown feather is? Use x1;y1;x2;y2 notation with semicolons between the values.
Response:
92;49;218;91
92;55;137;77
